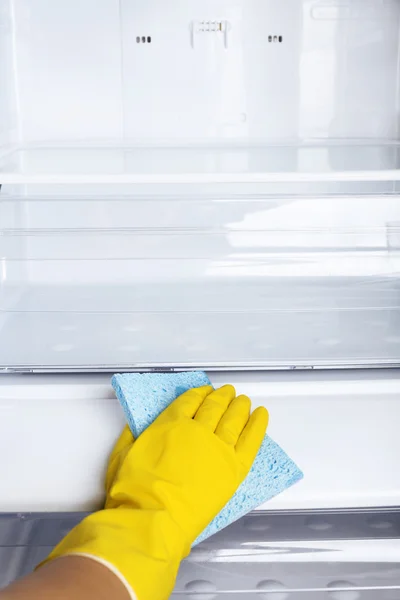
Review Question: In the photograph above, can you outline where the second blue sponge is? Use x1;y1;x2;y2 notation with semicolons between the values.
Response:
112;371;303;545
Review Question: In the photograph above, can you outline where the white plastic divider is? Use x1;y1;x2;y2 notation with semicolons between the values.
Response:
2;170;400;185
0;369;399;512
2;141;400;184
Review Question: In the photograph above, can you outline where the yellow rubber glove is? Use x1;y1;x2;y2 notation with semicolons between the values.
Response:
41;385;269;600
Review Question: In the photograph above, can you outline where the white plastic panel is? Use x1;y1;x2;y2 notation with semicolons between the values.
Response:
7;0;124;144
0;370;399;512
2;144;400;185
120;0;400;142
3;0;400;143
0;0;17;151
0;0;400;183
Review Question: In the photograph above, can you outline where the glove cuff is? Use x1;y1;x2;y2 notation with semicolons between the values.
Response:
53;553;138;600
38;509;188;600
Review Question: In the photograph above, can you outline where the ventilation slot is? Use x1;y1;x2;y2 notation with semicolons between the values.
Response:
136;36;152;44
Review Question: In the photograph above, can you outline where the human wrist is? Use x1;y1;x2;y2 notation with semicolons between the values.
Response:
40;508;188;600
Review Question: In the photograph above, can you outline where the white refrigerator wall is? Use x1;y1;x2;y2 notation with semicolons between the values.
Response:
8;0;124;145
0;0;17;151
1;0;400;148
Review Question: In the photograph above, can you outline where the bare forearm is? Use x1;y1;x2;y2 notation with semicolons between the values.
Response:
0;556;131;600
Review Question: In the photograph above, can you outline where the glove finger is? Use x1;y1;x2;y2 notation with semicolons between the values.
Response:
235;406;269;468
105;425;134;494
215;395;251;446
194;385;236;431
160;385;214;422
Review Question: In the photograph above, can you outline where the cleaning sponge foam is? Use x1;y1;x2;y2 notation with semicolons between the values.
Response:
112;371;303;545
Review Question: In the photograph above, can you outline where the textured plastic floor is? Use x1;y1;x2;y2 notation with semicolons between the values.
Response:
1;510;399;597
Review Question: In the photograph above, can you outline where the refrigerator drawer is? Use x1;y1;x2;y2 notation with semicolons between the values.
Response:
1;193;400;371
1;509;400;597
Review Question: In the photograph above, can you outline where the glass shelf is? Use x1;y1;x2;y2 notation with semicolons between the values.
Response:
1;142;400;185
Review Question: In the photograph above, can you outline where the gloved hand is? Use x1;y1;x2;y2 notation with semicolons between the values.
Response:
40;385;268;600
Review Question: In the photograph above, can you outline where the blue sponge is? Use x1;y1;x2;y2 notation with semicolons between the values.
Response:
112;371;303;545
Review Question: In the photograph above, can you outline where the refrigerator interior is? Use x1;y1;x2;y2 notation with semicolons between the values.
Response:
1;0;400;594
1;0;400;371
